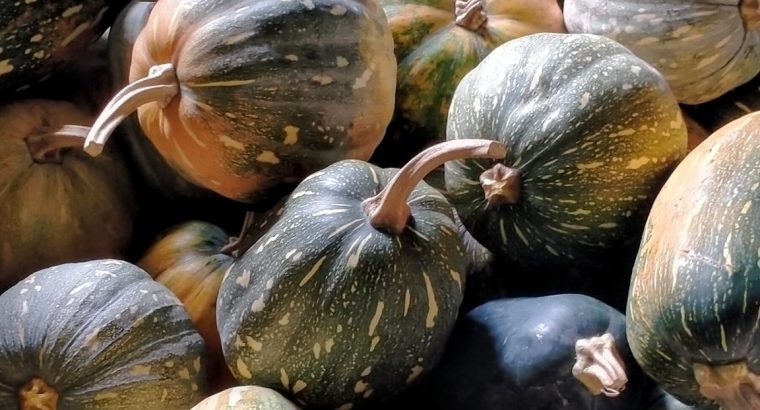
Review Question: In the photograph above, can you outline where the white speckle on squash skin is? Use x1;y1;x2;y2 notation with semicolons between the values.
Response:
368;301;384;336
237;357;253;379
293;380;307;394
311;75;334;85
579;92;591;109
21;300;28;315
69;282;92;295
336;403;353;410
236;269;251;288
313;208;348;216
370;336;380;352
300;0;315;9
279;313;290;325
94;392;119;400
161;389;168;402
223;32;255;45
406;365;424;384
280;368;290;388
220;135;245;150
336;56;349;67
130;364;152;376
299;256;326;286
251;295;265;312
256;150;280;164
330;4;348;15
283;125;299;145
422;273;438;328
353;68;373;89
354;380;369;394
165;360;174;368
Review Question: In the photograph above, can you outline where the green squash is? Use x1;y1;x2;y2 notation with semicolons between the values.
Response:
372;0;565;166
0;259;207;409
444;33;687;271
192;386;300;410
563;0;760;104
627;112;760;410
0;99;134;291
0;0;129;97
217;140;505;408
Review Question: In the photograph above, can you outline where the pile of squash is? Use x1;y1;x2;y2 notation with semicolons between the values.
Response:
0;0;759;409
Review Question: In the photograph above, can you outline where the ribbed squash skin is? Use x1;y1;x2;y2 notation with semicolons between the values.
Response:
191;386;299;410
373;0;565;165
0;0;129;96
627;112;760;408
217;160;465;408
444;33;687;271
129;0;396;203
0;99;134;290
0;259;207;409
563;0;760;104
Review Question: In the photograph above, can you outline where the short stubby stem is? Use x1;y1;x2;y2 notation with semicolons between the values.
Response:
363;139;507;235
19;377;58;410
572;333;628;397
480;163;521;206
694;361;760;410
454;0;488;31
26;125;91;164
741;0;760;31
84;63;179;157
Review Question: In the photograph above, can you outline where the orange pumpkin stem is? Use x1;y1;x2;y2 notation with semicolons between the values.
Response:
26;125;91;163
572;333;628;397
480;163;521;206
742;0;760;31
455;0;488;31
84;63;179;157
363;139;507;235
19;377;58;410
694;361;760;410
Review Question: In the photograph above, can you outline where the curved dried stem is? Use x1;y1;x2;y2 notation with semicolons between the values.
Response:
455;0;487;31
363;139;507;235
84;63;179;157
694;361;760;410
572;333;628;397
26;125;91;163
19;377;58;410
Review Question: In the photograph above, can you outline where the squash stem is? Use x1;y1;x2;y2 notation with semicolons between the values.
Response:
84;63;179;157
25;125;91;164
363;139;507;235
694;361;760;409
480;163;521;206
220;211;257;257
19;377;58;410
572;333;628;397
454;0;488;31
742;0;760;31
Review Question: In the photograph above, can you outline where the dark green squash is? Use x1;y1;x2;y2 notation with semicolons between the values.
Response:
627;112;760;410
0;99;134;291
444;33;687;271
0;259;207;409
217;139;506;408
0;0;129;98
563;0;760;104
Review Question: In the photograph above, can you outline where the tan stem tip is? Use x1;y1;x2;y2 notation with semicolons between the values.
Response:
26;124;91;163
19;377;58;410
572;333;628;397
480;163;521;206
694;361;760;410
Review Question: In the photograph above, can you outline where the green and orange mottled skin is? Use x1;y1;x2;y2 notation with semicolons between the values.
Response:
191;386;300;410
0;99;134;291
129;0;396;203
0;259;207;409
217;160;466;409
373;0;565;165
0;0;129;97
444;33;687;271
627;112;760;409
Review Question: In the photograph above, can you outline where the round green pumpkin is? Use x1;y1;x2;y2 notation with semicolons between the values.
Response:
217;140;505;408
444;33;687;271
563;0;760;104
0;99;134;291
0;259;207;409
627;112;760;410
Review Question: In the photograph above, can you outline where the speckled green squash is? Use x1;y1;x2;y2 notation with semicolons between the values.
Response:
444;33;687;271
192;386;300;410
0;259;207;409
372;0;565;165
217;160;467;408
563;0;760;104
0;0;129;97
627;112;760;410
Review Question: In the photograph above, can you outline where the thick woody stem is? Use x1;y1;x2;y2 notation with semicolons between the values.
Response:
363;139;507;235
454;0;487;31
480;163;521;206
572;333;628;397
694;361;760;410
19;377;58;410
26;125;91;163
84;63;179;157
741;0;760;31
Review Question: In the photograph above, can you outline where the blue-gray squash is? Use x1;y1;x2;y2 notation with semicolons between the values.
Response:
217;139;506;408
0;259;207;409
563;0;760;104
444;32;687;272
